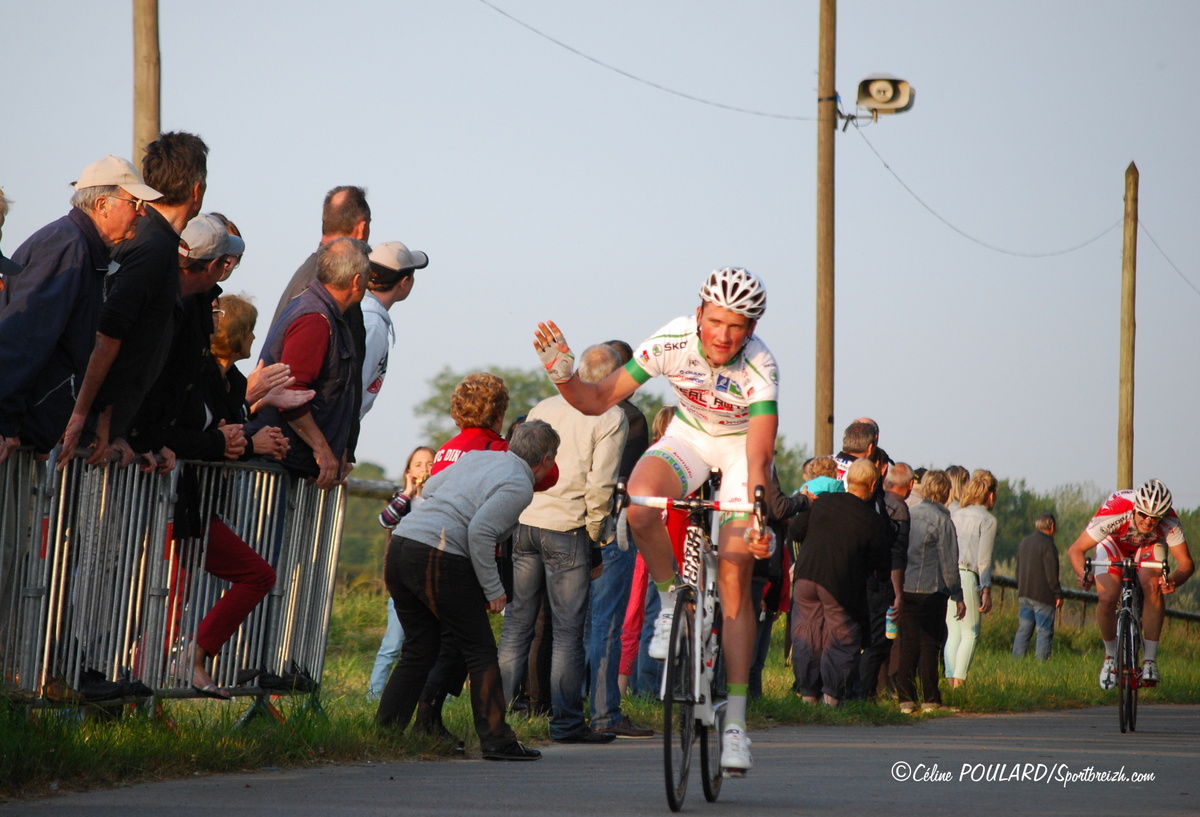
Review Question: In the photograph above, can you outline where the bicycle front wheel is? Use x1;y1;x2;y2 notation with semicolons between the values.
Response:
664;588;696;812
1116;609;1139;733
699;598;725;802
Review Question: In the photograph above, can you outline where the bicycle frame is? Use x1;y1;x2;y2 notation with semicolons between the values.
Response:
1085;555;1167;732
613;482;765;726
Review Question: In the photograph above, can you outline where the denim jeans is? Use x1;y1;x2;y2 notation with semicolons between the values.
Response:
586;542;635;729
498;524;592;740
368;597;405;700
1012;597;1056;660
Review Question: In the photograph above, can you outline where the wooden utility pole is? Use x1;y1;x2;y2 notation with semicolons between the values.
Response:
132;0;160;162
814;0;837;456
1117;162;1138;490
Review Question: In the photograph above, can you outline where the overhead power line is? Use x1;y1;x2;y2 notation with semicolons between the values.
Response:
476;1;1193;276
1139;220;1200;299
474;0;815;121
852;127;1122;258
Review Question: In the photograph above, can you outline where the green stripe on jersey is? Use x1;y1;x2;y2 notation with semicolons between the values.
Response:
625;358;652;384
749;401;778;417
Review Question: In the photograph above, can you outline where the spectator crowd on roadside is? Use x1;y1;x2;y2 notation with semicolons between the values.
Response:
4;136;1173;756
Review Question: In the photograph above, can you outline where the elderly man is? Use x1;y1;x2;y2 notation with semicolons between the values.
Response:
360;240;429;417
0;156;161;462
498;344;628;744
790;458;891;706
60;132;210;466
248;237;368;488
1012;513;1062;661
272;186;372;461
377;419;558;762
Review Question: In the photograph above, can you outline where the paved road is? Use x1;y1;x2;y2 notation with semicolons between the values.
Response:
4;706;1198;816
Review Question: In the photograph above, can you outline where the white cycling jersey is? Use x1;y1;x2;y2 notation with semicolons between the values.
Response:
626;314;779;437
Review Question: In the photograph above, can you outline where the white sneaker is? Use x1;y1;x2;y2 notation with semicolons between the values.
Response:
721;727;752;776
1141;659;1160;686
1099;657;1117;690
648;607;674;660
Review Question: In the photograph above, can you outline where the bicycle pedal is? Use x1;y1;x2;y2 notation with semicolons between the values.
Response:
722;768;747;779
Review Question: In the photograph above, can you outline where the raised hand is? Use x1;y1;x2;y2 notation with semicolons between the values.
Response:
533;321;575;383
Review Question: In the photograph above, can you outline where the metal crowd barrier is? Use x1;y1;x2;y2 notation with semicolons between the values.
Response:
0;448;345;712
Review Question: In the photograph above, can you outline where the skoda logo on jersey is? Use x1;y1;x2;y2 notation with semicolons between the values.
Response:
652;343;663;356
715;375;742;398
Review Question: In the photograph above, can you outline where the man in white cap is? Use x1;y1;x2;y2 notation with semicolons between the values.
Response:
0;155;161;463
59;132;209;468
360;240;429;417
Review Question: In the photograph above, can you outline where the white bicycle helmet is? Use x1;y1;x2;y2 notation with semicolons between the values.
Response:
698;267;766;320
1134;478;1172;517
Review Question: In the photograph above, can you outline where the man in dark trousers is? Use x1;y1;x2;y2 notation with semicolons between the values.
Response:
1012;513;1062;660
790;458;890;706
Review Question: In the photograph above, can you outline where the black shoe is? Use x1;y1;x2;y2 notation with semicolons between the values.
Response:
596;719;654;739
554;728;617;744
482;742;542;761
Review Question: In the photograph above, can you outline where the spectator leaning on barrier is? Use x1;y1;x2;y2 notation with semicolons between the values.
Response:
126;213;276;699
0;156;161;463
377;419;559;762
1012;513;1062;661
271;186;371;464
248;237;369;489
60;132;210;467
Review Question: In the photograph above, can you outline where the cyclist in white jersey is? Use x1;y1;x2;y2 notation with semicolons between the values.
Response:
533;267;777;776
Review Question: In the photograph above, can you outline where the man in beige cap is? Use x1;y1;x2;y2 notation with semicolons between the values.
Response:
0;156;161;463
360;240;429;417
59;132;209;468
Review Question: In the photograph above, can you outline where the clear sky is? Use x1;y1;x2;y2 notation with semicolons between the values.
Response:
3;1;1198;507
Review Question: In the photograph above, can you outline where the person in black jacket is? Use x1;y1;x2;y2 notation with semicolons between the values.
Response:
0;156;160;462
790;458;890;706
128;214;276;699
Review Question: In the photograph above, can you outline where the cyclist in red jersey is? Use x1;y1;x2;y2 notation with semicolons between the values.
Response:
1067;479;1194;688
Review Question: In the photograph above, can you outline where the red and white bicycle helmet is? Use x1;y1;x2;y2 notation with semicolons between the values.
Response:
698;267;766;320
1134;478;1172;517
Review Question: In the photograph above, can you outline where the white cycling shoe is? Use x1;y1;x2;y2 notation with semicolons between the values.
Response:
648;607;674;660
1099;657;1117;690
1141;659;1160;686
721;727;752;777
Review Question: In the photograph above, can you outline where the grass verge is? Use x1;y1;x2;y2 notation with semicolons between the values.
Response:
3;586;1197;799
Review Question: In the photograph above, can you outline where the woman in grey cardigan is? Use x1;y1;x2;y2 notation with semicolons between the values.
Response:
945;470;999;688
895;470;965;713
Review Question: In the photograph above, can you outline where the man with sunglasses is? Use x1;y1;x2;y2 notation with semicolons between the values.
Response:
0;155;161;462
1068;478;1194;689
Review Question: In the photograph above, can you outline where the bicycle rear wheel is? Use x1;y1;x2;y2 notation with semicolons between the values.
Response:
664;588;696;812
1116;609;1139;733
699;599;725;802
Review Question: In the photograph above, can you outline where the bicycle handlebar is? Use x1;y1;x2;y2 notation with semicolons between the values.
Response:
1085;557;1167;572
611;481;768;552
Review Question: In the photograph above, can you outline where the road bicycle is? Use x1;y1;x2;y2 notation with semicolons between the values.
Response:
615;473;766;812
1084;554;1167;733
